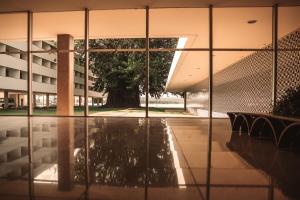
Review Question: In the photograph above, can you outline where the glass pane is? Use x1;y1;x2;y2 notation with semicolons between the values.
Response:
0;13;28;115
31;39;98;116
32;12;85;116
169;51;209;117
89;9;146;49
150;8;208;48
148;48;206;117
213;7;272;48
148;38;190;117
278;6;300;43
88;50;145;117
33;11;84;51
213;51;272;115
32;117;86;199
32;50;57;115
0;118;30;198
276;6;300;117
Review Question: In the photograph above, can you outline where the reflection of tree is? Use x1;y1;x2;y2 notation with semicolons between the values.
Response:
74;119;178;186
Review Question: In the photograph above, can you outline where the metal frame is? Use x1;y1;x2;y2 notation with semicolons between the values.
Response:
27;11;33;116
272;4;278;108
84;8;89;116
145;6;150;118
208;5;213;119
206;6;213;200
2;47;299;55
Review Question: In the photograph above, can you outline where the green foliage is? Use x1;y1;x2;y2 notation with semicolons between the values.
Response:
87;38;178;99
273;86;300;118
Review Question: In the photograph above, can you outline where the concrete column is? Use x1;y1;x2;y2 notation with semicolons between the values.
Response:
184;91;187;111
97;98;100;107
4;91;8;109
15;94;19;110
79;96;82;107
57;118;74;191
17;94;20;107
91;98;94;107
46;93;49;109
57;34;74;116
33;94;36;107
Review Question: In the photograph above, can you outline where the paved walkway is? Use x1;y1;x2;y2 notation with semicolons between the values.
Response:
89;108;198;117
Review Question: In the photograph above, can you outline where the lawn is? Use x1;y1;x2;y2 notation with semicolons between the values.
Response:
0;107;186;116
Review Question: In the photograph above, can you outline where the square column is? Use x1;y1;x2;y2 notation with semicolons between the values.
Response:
79;96;82;107
4;90;8;109
46;93;49;109
57;34;74;116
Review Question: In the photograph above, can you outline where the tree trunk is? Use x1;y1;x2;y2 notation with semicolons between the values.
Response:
105;89;140;108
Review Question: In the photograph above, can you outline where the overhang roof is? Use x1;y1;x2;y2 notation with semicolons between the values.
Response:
0;0;299;12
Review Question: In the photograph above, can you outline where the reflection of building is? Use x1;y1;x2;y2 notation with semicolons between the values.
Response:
0;118;83;184
0;40;102;108
0;118;57;178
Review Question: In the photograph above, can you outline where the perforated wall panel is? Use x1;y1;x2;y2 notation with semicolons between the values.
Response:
187;29;300;115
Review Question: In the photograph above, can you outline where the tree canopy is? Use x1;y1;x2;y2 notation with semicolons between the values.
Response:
78;38;178;107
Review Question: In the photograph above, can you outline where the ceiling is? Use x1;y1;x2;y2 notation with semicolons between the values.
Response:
0;0;299;12
0;6;299;92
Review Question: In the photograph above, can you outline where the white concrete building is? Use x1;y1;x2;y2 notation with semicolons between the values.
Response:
0;40;102;108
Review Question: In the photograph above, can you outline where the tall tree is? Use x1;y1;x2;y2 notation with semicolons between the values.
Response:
86;38;177;108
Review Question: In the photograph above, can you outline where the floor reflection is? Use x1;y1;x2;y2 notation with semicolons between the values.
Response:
227;132;300;199
0;117;299;199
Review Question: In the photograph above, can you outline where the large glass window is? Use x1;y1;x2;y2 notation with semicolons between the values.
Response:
32;11;85;116
88;9;146;117
213;7;272;49
148;8;209;117
150;8;208;48
0;13;28;115
277;6;300;105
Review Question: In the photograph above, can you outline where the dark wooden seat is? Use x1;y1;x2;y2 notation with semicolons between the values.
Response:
227;112;300;148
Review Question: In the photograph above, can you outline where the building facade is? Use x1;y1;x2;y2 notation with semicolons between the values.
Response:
0;40;102;108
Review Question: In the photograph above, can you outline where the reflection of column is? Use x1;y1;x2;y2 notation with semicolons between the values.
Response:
91;98;94;107
4;90;8;109
97;98;100;107
84;118;89;196
57;34;74;116
57;118;74;191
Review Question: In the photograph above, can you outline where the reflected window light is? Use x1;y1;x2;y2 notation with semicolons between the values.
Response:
34;164;58;184
166;122;186;189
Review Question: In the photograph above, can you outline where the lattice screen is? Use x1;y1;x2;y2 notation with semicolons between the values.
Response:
187;28;300;115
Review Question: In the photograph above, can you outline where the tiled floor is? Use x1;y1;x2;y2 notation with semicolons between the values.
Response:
0;117;299;200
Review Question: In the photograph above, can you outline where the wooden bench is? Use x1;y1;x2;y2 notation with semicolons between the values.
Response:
227;112;300;148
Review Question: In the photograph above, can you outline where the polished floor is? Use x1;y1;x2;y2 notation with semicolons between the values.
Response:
0;117;299;200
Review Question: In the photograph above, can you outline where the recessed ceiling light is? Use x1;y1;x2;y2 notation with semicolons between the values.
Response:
188;74;192;76
247;20;257;24
194;67;201;70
